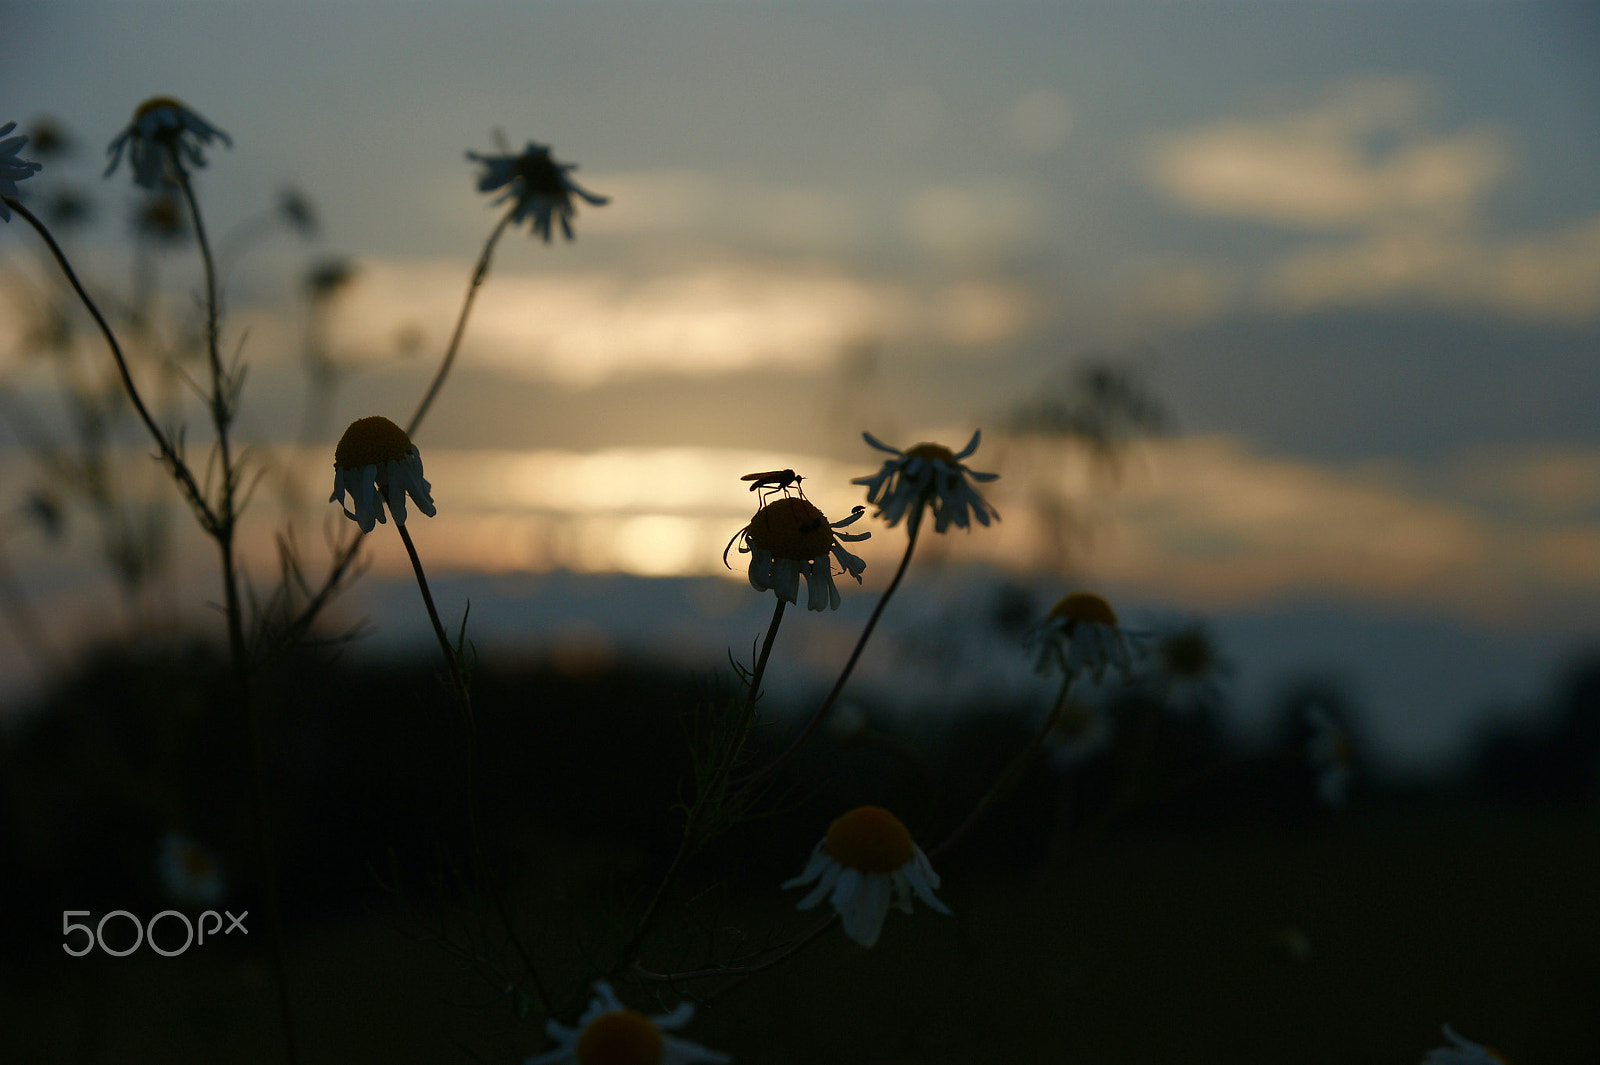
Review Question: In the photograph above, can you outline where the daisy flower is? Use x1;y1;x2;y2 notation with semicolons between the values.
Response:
782;805;950;948
1305;705;1353;807
329;416;436;534
726;496;870;611
104;97;231;189
1150;619;1231;710
852;430;999;533
1;121;44;221
525;980;730;1065
467;140;609;242
158;832;225;906
1031;591;1136;685
1422;1024;1509;1064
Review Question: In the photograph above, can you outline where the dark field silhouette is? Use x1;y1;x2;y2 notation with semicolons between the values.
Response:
3;642;1595;1062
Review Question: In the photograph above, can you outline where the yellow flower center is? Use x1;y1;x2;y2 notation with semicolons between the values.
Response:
904;442;957;465
746;497;834;562
574;1009;664;1065
823;806;914;874
1047;591;1118;629
134;96;186;121
334;416;414;470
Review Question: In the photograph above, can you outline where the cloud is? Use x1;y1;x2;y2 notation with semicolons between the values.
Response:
1261;214;1600;320
322;256;1036;387
903;181;1050;257
1145;76;1510;231
1004;89;1074;156
1133;78;1600;324
1090;436;1500;611
588;169;868;251
979;436;1600;620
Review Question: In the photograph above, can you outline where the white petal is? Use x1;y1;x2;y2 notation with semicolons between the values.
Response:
836;870;892;948
779;841;829;889
795;857;842;911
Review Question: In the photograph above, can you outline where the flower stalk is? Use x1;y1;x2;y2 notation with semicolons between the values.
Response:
739;505;923;800
407;210;513;438
620;594;788;969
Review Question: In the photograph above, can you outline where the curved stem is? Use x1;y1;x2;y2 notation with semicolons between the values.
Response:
173;166;306;1065
929;670;1074;863
396;518;467;697
394;517;551;1014
739;507;923;799
174;169;232;459
5;196;215;529
273;211;512;661
617;595;787;968
407;211;513;439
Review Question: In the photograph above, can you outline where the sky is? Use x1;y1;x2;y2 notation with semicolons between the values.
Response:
4;1;1600;771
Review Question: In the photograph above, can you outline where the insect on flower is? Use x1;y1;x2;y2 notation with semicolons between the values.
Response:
741;468;805;503
724;498;870;611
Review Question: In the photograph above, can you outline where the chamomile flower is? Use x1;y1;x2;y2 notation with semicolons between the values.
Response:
1150;619;1230;711
1422;1024;1509;1064
104;97;231;189
467;140;609;242
1305;705;1352;807
329;416;436;534
781;805;950;948
726;496;870;611
525;980;731;1065
853;430;999;533
1032;591;1136;685
1;121;43;221
158;832;225;906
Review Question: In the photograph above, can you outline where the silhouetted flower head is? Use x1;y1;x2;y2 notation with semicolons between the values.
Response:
43;187;93;228
726;495;869;611
104;97;231;189
276;185;318;238
782;805;950;948
1;121;44;221
1151;619;1231;709
24;117;72;158
524;980;730;1065
306;257;358;300
158;832;225;906
1032;591;1136;684
853;430;999;533
329;416;436;534
467;140;608;241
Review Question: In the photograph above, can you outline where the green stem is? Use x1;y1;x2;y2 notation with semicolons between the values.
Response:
394;516;551;1014
274;210;513;661
174;165;304;1065
4;196;214;528
619;595;787;968
407;211;513;438
739;505;923;799
396;518;467;699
